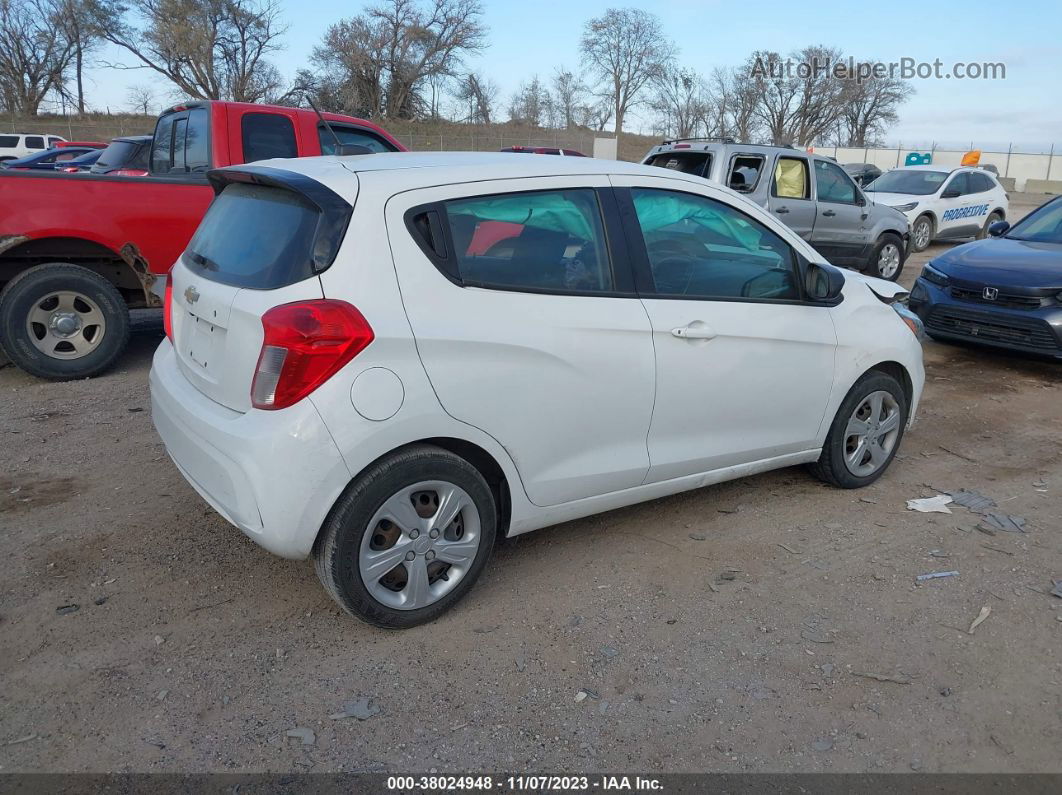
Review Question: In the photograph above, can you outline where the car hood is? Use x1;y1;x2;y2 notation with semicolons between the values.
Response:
864;192;926;208
844;269;909;300
933;237;1062;290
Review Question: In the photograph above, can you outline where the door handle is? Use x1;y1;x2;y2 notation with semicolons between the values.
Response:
774;206;790;214
671;323;717;340
821;209;837;217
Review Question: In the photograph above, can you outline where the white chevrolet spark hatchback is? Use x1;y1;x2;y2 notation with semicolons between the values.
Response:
151;153;925;628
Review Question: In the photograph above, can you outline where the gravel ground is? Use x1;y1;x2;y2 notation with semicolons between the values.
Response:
1;194;1060;774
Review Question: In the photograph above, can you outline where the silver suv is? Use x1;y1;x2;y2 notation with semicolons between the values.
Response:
642;139;911;281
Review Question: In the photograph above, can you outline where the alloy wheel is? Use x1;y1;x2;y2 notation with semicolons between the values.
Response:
913;219;931;250
358;480;483;610
877;243;902;279
843;390;902;477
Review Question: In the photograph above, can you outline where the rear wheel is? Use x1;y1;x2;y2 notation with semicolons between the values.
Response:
0;262;130;380
977;211;1004;239
866;233;905;281
314;445;497;629
911;215;934;252
809;372;908;489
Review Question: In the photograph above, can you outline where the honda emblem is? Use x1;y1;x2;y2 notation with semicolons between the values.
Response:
982;287;998;301
184;285;200;304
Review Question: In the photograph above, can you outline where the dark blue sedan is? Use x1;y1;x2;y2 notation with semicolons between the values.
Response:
0;146;102;171
909;196;1062;359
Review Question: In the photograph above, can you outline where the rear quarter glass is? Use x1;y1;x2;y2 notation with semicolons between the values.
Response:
184;183;321;289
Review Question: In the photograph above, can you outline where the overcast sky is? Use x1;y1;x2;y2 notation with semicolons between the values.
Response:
79;0;1062;151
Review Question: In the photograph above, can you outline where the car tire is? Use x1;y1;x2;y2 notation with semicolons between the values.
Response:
911;215;934;252
314;444;497;629
0;262;130;380
977;211;1004;240
808;371;908;489
866;233;905;281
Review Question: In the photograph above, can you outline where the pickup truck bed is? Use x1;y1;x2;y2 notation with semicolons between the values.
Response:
0;100;402;380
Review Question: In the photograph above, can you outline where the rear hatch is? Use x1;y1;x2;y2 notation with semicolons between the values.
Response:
169;168;354;411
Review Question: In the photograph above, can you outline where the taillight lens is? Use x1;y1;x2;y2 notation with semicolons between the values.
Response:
111;168;149;177
163;281;173;341
251;300;374;410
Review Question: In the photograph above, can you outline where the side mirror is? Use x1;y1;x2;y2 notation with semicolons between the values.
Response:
806;261;845;302
988;220;1010;237
941;189;960;199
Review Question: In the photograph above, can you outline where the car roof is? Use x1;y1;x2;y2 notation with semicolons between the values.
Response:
246;151;712;184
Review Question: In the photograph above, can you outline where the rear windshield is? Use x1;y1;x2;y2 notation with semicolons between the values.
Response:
94;140;140;170
184;183;321;288
646;151;712;176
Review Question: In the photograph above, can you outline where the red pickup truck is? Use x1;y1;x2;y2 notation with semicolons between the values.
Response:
0;100;403;379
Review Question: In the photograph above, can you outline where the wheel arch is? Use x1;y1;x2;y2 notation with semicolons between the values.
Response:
0;236;159;308
866;360;914;409
325;437;514;545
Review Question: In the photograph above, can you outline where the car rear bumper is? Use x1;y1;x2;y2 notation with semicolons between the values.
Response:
910;278;1062;359
150;340;353;559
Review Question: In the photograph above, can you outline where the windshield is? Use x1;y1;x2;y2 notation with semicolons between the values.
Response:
865;169;948;195
1005;199;1062;244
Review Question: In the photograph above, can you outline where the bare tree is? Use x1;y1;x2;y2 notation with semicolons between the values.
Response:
651;66;706;139
310;0;486;119
838;68;913;146
508;75;549;126
746;46;845;146
703;66;760;142
580;8;674;140
454;71;497;124
0;0;77;114
90;0;287;102
549;68;586;129
126;83;156;114
55;0;101;113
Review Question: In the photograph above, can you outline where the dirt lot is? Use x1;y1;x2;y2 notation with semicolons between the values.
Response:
2;194;1060;774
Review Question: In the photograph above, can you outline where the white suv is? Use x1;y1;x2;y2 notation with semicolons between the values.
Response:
150;153;925;628
0;133;66;161
864;165;1009;252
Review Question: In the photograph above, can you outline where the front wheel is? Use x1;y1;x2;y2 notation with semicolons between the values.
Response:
867;234;905;281
314;445;497;629
911;215;934;252
809;372;908;489
0;262;130;380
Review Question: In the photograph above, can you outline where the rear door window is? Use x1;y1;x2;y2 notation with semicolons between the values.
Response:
25;136;45;149
243;113;297;163
969;172;994;193
440;189;613;293
773;157;810;199
185;183;322;288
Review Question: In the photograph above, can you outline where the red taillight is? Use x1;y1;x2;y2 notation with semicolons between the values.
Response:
112;168;149;177
163;282;173;341
251;300;374;410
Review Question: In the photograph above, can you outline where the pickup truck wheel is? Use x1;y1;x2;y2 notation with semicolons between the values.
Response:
866;233;905;281
0;263;130;380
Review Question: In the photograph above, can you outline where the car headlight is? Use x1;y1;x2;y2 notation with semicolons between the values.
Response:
920;263;949;287
893;202;919;212
893;302;925;340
